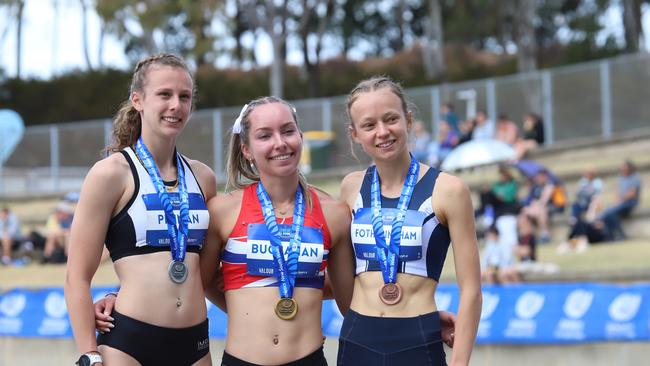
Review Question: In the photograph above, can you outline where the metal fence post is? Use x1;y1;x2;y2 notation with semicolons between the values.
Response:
103;119;112;155
600;60;612;138
542;71;554;145
431;86;440;137
322;98;332;132
486;79;497;123
50;125;60;192
213;109;223;179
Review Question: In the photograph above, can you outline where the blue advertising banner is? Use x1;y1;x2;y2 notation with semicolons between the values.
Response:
1;283;649;343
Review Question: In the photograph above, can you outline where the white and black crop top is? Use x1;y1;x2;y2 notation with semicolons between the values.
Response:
350;166;451;281
104;147;209;262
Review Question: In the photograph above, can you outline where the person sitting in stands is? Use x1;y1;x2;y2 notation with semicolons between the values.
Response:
570;167;603;224
428;120;458;167
41;202;75;264
495;115;519;146
519;169;565;244
0;207;23;266
597;160;642;241
478;165;521;221
513;113;544;161
471;110;495;140
481;226;520;284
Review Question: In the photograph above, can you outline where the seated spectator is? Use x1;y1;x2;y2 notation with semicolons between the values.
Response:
481;226;520;284
0;207;23;266
441;102;460;135
471;109;495;140
409;120;431;163
457;118;476;145
478;165;521;221
558;211;610;254
428;120;458;166
519;169;566;244
597;160;642;241
495;115;519;146
41;202;74;264
513;113;544;161
570;167;603;223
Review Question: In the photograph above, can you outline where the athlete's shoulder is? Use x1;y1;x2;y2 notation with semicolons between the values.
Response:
434;171;469;196
88;151;131;182
184;157;217;199
340;169;366;203
209;188;245;214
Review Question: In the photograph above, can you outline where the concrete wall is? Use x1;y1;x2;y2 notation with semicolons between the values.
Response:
2;337;649;365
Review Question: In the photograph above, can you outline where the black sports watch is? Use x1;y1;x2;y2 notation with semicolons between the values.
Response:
76;353;102;366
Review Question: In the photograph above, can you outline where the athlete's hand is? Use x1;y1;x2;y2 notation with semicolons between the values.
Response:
439;310;456;348
94;294;116;333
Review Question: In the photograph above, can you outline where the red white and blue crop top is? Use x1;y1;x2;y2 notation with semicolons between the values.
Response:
221;183;331;291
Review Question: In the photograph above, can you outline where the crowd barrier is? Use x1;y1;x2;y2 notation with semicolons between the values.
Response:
1;282;648;343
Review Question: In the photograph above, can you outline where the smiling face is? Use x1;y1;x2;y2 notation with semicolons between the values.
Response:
241;102;302;178
131;65;193;139
349;87;412;161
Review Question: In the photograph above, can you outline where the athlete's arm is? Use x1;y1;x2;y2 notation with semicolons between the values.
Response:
320;192;355;315
434;173;481;365
65;157;128;355
200;195;227;312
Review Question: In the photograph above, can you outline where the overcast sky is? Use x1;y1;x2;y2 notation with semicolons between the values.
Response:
1;0;649;80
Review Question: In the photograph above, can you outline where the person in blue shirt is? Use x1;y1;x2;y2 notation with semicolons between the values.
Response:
598;160;642;240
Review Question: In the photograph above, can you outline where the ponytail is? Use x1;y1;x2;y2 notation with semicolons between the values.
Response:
102;53;194;155
225;97;313;209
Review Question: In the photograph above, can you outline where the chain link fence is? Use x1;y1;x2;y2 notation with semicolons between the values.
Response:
2;53;649;196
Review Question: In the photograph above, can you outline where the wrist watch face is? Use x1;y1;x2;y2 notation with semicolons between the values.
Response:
77;355;91;366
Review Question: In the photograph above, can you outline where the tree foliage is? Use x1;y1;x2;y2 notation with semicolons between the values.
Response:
0;0;645;124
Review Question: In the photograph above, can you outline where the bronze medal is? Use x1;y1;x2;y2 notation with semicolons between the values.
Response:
275;298;298;320
379;283;402;305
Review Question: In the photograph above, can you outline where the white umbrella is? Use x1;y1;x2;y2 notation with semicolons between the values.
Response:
441;139;515;171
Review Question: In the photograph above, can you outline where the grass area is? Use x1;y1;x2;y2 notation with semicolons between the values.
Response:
2;239;648;290
439;239;650;282
0;260;118;290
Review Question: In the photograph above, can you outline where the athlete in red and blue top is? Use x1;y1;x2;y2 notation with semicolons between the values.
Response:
221;183;331;291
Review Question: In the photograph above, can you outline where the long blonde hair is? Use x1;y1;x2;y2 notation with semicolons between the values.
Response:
226;96;312;209
104;53;195;154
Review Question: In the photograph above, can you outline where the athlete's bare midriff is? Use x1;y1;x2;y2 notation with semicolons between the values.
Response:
111;251;207;328
351;271;439;317
224;287;325;364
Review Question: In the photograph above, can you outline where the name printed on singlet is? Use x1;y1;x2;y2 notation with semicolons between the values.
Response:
246;223;324;278
351;207;425;262
141;192;209;247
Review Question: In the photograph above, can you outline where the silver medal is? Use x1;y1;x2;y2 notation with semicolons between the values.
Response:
168;260;188;284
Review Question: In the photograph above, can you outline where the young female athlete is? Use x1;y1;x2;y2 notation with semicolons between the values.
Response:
337;76;481;366
65;54;217;366
201;96;355;365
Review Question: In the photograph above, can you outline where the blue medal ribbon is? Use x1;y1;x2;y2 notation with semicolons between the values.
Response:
135;137;189;264
256;182;305;299
370;157;419;285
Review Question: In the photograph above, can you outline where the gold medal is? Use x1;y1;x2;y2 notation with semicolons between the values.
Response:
379;283;402;305
275;298;298;320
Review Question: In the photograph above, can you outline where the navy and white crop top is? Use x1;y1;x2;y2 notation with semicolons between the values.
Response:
350;166;451;281
104;147;209;262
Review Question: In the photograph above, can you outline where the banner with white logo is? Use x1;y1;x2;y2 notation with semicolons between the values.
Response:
2;283;649;343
